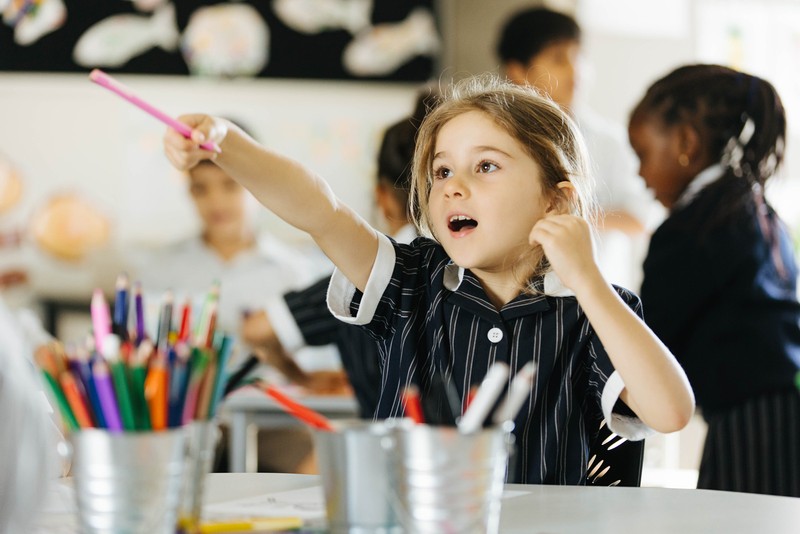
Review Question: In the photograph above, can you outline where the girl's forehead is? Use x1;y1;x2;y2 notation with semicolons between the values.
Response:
434;110;518;150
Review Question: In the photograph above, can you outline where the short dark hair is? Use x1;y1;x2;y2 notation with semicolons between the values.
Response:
497;8;581;65
376;85;439;199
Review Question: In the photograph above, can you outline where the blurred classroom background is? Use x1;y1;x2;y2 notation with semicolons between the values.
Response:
1;0;798;489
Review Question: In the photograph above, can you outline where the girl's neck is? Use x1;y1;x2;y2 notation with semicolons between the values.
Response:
202;230;256;261
473;269;525;309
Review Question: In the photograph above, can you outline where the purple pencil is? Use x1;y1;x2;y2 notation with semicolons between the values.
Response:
92;359;123;432
134;282;145;343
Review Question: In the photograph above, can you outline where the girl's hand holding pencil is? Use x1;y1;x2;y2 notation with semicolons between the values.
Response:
163;114;228;170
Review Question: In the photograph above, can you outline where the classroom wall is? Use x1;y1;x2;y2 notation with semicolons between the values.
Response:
0;74;417;298
1;0;798;301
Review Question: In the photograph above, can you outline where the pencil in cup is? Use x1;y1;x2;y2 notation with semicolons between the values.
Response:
32;282;233;434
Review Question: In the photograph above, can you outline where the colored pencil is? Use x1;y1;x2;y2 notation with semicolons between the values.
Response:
89;69;221;153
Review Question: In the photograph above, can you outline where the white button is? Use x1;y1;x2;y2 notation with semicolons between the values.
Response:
487;327;504;343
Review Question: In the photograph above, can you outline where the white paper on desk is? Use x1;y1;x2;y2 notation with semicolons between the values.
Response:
204;486;326;521
502;489;529;500
32;483;80;533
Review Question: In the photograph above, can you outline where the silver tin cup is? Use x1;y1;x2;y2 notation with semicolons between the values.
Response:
178;420;220;533
313;419;411;533
390;425;509;534
70;428;186;534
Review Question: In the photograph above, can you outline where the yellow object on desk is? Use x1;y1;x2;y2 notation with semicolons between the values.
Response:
199;516;303;533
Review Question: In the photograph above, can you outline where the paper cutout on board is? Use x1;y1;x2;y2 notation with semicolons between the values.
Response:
343;7;440;77
72;3;179;68
181;3;269;77
0;155;22;214
272;0;372;35
30;194;110;262
1;0;65;46
126;0;168;13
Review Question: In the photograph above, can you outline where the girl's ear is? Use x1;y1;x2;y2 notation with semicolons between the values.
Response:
546;181;577;215
677;124;702;163
504;60;529;86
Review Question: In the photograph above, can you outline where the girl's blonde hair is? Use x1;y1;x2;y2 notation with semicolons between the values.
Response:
409;75;598;285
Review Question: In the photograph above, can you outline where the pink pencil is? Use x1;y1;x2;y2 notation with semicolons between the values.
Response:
90;289;111;354
88;69;221;153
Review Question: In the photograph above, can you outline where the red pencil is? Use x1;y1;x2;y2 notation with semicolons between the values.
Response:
401;385;425;424
177;299;192;343
259;383;334;431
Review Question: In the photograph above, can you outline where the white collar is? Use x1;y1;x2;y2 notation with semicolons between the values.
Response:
443;263;574;297
673;164;724;210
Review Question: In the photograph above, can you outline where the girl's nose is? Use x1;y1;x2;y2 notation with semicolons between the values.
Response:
443;173;468;198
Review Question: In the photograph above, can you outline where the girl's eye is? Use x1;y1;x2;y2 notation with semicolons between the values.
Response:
433;166;452;180
477;161;499;173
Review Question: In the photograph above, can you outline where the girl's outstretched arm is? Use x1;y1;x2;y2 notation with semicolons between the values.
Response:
164;115;378;292
530;214;695;434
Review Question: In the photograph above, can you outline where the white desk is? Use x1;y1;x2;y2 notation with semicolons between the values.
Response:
221;391;359;472
36;473;800;533
204;474;800;533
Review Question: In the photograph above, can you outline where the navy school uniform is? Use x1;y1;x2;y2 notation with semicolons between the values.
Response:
641;165;800;497
327;234;652;484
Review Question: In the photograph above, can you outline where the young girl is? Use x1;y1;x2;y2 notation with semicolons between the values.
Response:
164;76;694;484
629;65;800;497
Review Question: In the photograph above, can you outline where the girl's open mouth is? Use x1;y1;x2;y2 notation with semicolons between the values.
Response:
448;214;478;234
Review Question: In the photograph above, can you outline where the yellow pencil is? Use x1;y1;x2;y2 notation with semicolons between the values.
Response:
199;517;303;533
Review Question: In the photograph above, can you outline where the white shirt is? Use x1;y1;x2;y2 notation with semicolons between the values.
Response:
576;109;659;290
133;234;339;370
577;108;654;221
673;164;724;211
0;298;55;532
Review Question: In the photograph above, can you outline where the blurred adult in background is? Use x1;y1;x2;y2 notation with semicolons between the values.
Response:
497;7;655;289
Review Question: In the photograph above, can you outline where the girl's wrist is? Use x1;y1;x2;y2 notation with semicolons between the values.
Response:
570;267;609;302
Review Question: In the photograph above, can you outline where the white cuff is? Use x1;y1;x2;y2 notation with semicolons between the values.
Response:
264;296;306;353
601;370;654;441
327;233;395;325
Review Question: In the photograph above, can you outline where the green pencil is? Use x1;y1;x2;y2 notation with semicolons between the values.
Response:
41;370;79;431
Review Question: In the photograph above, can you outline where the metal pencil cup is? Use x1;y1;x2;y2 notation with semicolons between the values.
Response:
178;420;220;533
390;425;509;534
70;428;187;534
313;419;408;533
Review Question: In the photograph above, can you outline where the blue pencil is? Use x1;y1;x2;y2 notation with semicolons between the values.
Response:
72;350;106;428
113;273;129;341
168;344;190;427
207;335;234;419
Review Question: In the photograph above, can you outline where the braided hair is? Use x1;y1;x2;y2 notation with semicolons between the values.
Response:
631;64;788;274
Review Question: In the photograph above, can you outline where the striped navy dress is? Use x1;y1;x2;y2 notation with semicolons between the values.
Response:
328;234;651;484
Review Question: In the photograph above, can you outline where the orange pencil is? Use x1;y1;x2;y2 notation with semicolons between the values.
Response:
60;372;94;428
144;352;169;430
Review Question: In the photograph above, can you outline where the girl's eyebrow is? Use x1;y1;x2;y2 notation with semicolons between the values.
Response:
474;145;513;158
432;146;513;161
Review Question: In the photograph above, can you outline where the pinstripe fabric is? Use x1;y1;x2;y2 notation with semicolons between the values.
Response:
698;387;800;497
284;277;341;346
283;276;383;418
338;237;647;484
